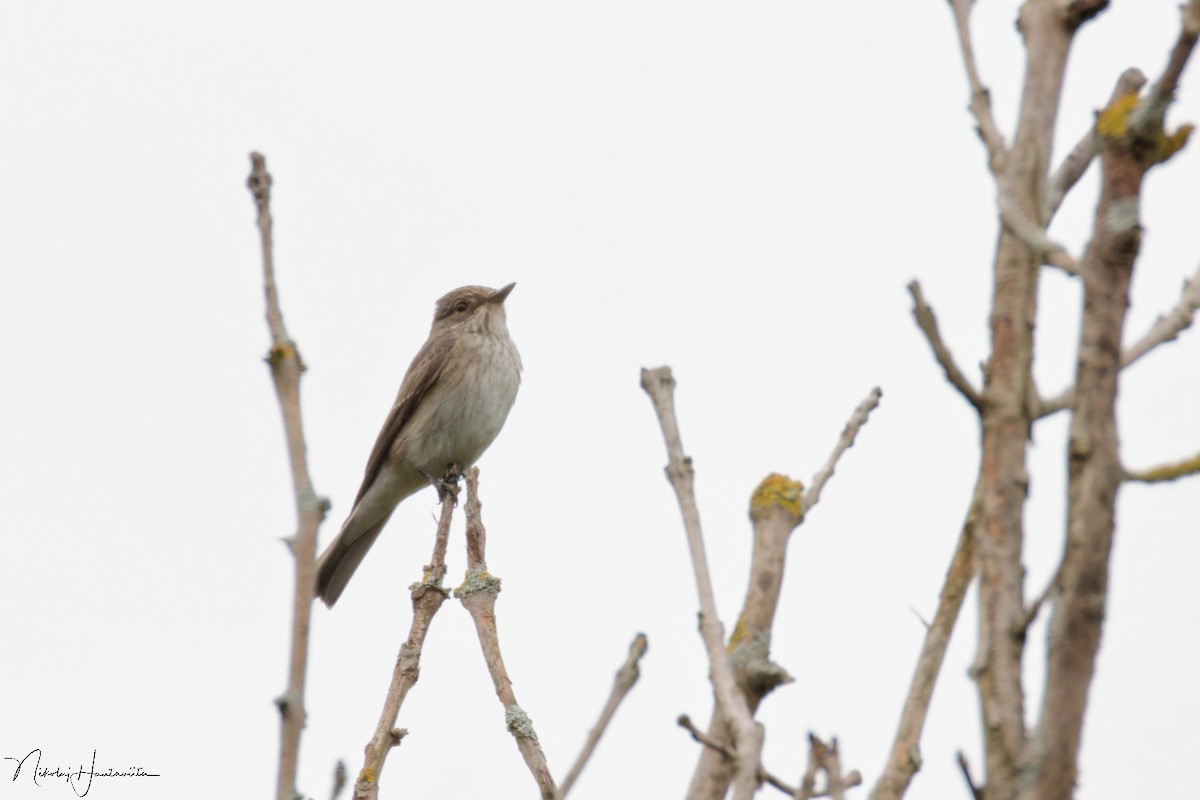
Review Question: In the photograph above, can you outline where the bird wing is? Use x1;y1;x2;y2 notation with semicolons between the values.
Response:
352;332;455;505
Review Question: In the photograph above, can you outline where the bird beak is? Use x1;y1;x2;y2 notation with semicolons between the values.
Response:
490;282;516;304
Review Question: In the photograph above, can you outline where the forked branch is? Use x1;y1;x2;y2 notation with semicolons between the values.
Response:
1122;261;1200;369
641;366;763;800
675;716;861;799
795;734;858;800
353;467;460;800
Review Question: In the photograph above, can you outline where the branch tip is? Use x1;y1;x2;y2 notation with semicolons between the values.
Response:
803;387;882;512
908;281;984;409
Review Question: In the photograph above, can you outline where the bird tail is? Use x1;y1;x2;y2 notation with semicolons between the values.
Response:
314;513;393;607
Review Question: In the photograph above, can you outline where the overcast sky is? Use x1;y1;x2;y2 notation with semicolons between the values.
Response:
2;2;1198;799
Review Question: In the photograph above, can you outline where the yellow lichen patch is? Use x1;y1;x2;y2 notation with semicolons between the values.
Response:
267;343;294;365
359;768;377;784
1096;92;1139;138
1132;451;1200;483
749;473;804;521
1157;123;1195;164
727;613;748;652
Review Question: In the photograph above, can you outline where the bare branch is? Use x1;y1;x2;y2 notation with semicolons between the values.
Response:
949;0;1008;174
908;282;983;409
641;367;763;800
1041;18;1200;419
678;713;734;759
676;716;860;800
795;734;859;800
557;633;649;798
804;387;883;512
1026;8;1198;791
353;467;460;800
1020;4;1200;788
1115;0;1200;169
969;0;1094;788
998;188;1079;274
780;767;863;800
689;391;880;798
1036;389;1072;419
1135;0;1200;133
1045;130;1097;221
1123;261;1200;369
684;475;806;795
456;468;558;799
1124;450;1200;483
249;152;330;800
249;152;288;348
1041;240;1200;420
868;484;979;800
686;391;878;799
1045;69;1148;220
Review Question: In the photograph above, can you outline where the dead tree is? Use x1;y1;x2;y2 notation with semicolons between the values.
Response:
874;4;1200;800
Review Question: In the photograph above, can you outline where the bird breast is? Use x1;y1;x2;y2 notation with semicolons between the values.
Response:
408;326;521;473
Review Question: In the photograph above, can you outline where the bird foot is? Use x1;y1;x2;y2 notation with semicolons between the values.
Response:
420;463;464;504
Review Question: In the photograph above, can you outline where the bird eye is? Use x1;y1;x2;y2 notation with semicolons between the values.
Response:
454;301;469;314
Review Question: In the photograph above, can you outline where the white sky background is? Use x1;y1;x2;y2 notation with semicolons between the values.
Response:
2;2;1198;798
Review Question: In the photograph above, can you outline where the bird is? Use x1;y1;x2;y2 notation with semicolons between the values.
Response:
314;283;521;606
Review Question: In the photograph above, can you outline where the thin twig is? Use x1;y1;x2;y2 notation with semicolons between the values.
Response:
1133;0;1200;134
1045;129;1097;222
771;769;862;800
1040;259;1200;418
955;751;983;800
558;633;649;798
250;152;330;800
1124;450;1200;483
678;713;734;759
950;0;1007;174
1014;565;1060;638
353;468;460;800
795;734;860;800
676;716;858;799
456;468;558;799
1122;261;1200;369
908;281;983;409
868;483;980;800
797;741;821;800
803;387;883;512
641;367;763;800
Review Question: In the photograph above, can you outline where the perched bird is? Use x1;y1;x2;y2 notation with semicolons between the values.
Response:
315;283;521;606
